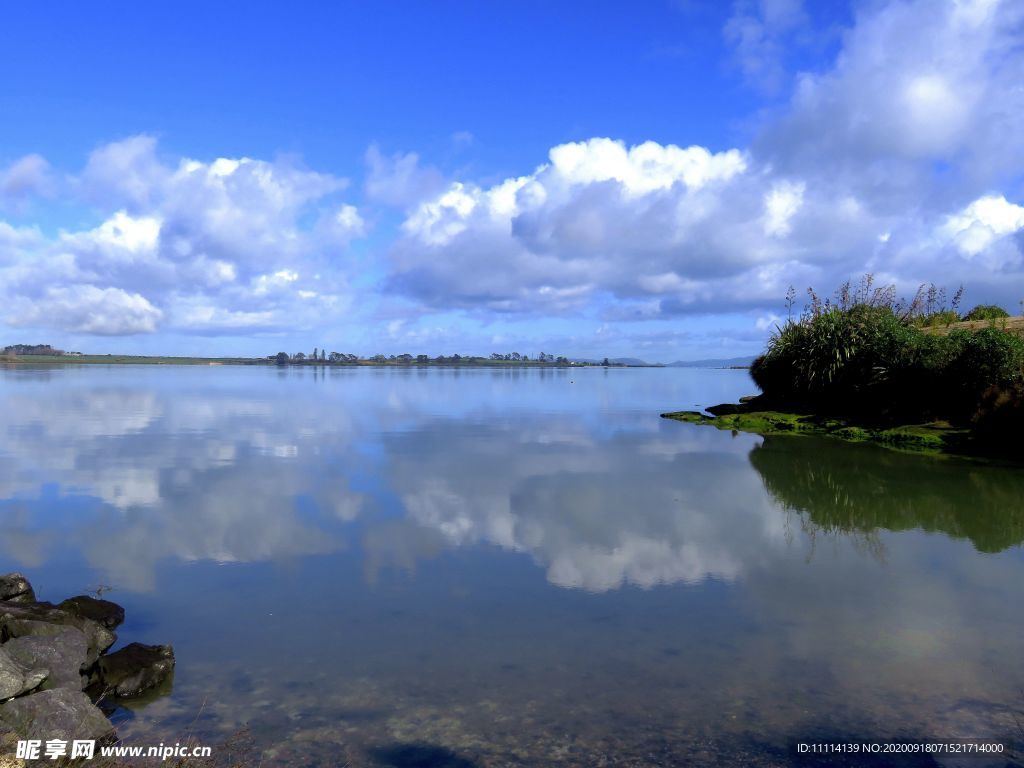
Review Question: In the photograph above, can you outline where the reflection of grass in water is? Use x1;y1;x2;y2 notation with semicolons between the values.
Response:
786;505;888;564
751;435;1024;553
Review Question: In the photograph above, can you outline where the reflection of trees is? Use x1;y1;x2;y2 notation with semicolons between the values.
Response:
750;436;1024;553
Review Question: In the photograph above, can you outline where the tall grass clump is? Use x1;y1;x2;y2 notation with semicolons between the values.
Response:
751;276;1024;426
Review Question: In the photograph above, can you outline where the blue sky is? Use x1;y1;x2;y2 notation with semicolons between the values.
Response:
1;0;1022;361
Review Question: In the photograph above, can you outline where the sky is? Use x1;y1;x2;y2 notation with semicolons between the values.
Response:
1;0;1023;362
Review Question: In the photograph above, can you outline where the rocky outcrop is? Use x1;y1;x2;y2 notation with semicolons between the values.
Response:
0;576;33;605
0;600;116;665
0;574;174;746
0;688;115;744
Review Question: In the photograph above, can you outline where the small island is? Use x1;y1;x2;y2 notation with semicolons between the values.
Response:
663;279;1024;459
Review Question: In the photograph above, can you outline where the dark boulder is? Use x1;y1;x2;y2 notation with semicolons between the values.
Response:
58;596;125;631
0;601;116;665
0;574;35;604
0;646;48;701
0;687;115;744
3;628;89;691
97;643;175;697
706;402;743;415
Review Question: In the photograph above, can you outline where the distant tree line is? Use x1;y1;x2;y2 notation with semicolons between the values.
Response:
2;344;69;356
271;350;609;367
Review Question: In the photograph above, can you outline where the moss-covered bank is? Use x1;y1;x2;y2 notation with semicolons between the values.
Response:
661;398;975;455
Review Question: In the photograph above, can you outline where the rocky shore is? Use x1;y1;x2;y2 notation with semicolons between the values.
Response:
0;573;175;757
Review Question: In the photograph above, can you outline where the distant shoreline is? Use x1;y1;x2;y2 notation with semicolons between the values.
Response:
0;354;670;368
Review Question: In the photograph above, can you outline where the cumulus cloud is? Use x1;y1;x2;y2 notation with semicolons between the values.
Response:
8;285;163;335
389;138;773;314
941;195;1024;256
0;137;367;337
386;0;1024;319
762;0;1024;186
386;136;889;315
3;0;1023;348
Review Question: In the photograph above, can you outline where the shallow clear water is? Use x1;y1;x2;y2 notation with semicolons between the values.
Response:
1;364;1022;767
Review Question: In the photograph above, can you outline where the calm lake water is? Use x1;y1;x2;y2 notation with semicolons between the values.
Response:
1;364;1022;767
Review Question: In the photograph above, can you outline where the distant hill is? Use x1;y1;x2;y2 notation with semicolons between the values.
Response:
666;356;755;368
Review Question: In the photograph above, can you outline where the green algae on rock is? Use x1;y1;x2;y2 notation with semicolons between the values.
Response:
660;401;969;455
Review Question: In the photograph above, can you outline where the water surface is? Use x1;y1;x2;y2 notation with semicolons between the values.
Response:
1;365;1021;766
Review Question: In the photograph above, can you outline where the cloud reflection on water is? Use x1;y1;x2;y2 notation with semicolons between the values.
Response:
0;365;1020;598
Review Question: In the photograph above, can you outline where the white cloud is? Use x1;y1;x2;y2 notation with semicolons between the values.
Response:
763;0;1024;178
388;136;883;314
4;0;1024;348
80;135;169;208
1;137;367;337
724;0;809;92
0;154;54;206
365;144;446;208
173;302;277;331
67;211;162;257
548;138;747;195
390;138;765;313
8;285;163;335
941;195;1024;256
763;180;805;236
386;0;1024;319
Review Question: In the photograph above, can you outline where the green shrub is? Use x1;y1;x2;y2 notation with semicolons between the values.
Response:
753;288;1024;424
963;304;1010;321
939;329;1024;417
915;310;960;327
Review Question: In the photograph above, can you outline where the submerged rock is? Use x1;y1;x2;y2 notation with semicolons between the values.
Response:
97;643;175;697
58;596;125;630
0;575;34;605
0;600;116;665
0;688;115;744
3;629;89;691
0;647;48;701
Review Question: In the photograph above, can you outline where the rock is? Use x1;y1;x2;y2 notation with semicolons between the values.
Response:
0;575;34;604
97;643;175;697
0;647;48;701
706;402;743;416
0;688;115;744
58;596;125;630
0;601;116;665
3;629;89;691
